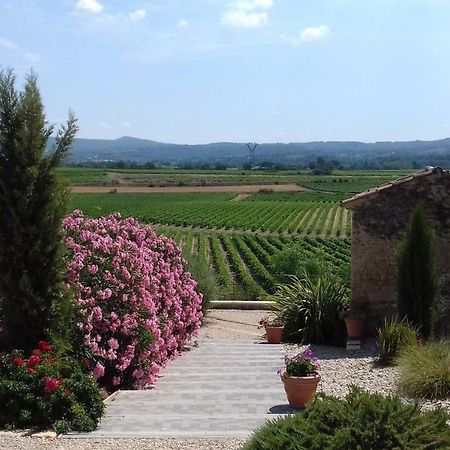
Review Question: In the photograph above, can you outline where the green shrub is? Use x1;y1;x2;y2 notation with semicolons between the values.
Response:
271;274;349;345
377;316;419;365
0;70;78;351
398;342;450;400
243;387;450;450
397;204;438;338
270;244;350;286
0;341;104;433
184;253;220;314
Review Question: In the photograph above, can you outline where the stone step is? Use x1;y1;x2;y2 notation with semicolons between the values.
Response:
73;414;292;438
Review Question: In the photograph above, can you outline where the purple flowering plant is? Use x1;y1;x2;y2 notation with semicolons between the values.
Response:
278;347;320;379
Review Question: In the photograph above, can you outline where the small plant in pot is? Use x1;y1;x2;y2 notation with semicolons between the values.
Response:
341;306;366;339
259;316;284;344
278;347;321;408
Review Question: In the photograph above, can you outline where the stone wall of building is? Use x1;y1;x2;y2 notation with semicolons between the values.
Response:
347;170;450;328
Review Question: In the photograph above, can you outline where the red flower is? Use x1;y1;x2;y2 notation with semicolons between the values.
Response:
27;355;41;367
81;358;90;368
27;367;36;374
44;377;61;394
38;340;52;353
13;357;24;367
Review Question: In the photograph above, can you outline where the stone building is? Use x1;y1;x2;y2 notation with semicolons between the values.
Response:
342;167;450;327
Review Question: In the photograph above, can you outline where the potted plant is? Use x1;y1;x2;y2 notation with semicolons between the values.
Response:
278;347;321;408
259;316;284;344
341;306;366;339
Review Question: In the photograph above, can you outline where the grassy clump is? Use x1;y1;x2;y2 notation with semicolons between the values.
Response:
377;316;419;365
272;273;349;346
243;387;450;450
398;342;450;400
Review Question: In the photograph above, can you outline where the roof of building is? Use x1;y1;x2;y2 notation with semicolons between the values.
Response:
341;166;450;209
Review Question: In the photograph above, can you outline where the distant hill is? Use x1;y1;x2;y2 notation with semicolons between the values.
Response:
49;136;450;169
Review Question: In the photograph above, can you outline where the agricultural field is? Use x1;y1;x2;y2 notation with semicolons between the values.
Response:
69;192;352;238
60;167;407;194
154;228;351;300
66;168;411;300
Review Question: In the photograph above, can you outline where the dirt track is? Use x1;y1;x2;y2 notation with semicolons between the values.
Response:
71;183;305;194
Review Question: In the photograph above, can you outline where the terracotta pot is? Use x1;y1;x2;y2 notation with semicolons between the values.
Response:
345;318;364;339
282;373;321;408
265;326;283;344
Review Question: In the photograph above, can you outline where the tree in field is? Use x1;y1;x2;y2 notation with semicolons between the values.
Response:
0;70;78;350
397;204;438;338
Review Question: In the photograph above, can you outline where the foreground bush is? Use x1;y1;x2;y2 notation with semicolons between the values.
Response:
0;341;104;434
398;342;450;400
272;274;349;345
0;70;77;350
377;316;418;365
243;387;450;450
63;211;203;389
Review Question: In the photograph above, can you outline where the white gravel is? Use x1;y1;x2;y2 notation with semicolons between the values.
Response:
284;342;450;412
0;437;246;450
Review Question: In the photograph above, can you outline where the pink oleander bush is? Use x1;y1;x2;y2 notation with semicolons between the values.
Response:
63;211;203;390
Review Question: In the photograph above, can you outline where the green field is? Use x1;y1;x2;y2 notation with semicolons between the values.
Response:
60;167;406;194
67;168;411;300
70;192;351;238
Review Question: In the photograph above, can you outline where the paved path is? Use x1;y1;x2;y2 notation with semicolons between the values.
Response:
75;340;293;438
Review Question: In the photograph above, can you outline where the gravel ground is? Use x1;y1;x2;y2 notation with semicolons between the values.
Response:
0;436;246;450
284;342;450;412
197;309;267;341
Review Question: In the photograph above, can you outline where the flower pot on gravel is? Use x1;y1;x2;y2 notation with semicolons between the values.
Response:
282;373;321;408
278;347;321;408
259;316;285;344
345;318;364;339
265;326;284;344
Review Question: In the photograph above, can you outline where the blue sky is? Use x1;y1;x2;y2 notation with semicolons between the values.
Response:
1;0;450;144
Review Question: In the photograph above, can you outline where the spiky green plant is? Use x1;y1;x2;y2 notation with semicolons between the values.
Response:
272;273;349;345
398;342;450;400
377;316;419;365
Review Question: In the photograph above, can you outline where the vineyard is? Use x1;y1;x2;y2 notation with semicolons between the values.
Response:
153;228;351;300
65;169;406;300
69;193;352;238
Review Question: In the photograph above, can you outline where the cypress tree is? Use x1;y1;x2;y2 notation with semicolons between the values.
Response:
0;70;78;350
397;204;438;338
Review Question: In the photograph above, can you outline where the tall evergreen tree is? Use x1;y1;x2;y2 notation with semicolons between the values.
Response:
0;70;78;350
397;204;438;338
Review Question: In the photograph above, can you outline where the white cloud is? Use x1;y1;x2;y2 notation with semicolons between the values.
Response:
129;9;146;21
300;25;330;42
177;19;189;29
222;10;268;27
0;38;18;50
75;0;104;14
234;0;273;11
120;121;131;128
280;25;330;45
222;0;273;28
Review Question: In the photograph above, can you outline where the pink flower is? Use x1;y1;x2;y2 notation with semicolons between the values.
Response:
63;211;203;389
92;362;105;378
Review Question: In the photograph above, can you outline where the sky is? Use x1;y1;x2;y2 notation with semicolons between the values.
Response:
1;0;450;144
